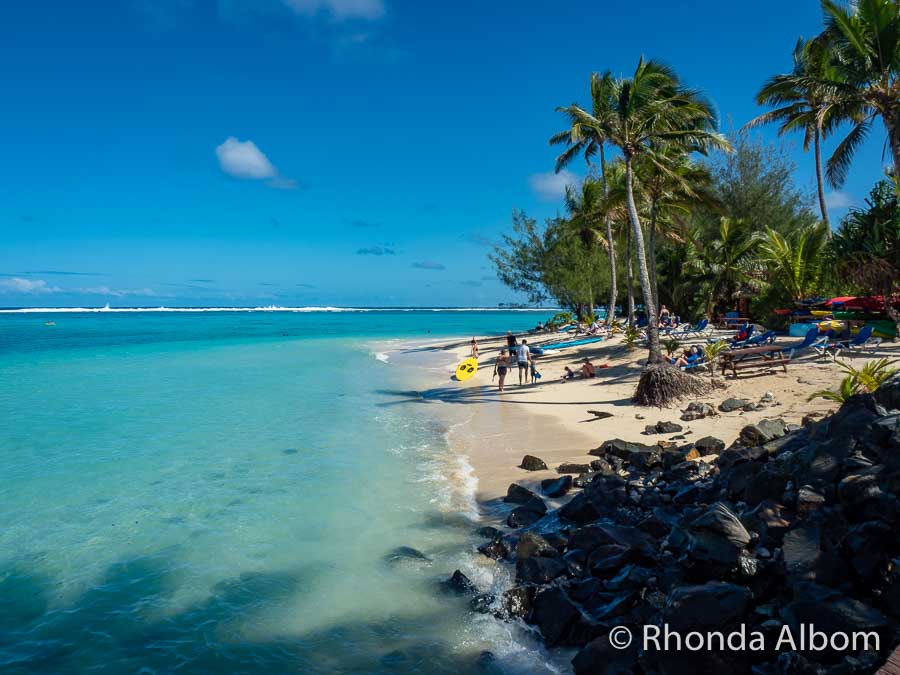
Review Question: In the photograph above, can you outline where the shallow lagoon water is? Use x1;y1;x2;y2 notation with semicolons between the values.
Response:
0;310;560;673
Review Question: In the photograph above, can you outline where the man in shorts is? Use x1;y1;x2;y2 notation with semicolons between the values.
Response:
516;339;531;385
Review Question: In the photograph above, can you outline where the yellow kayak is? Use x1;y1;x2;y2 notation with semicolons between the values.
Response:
455;357;478;381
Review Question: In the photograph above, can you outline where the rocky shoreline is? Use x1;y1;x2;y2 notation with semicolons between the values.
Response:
443;378;900;674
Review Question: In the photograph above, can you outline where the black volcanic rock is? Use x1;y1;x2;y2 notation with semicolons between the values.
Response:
519;455;548;471
503;483;537;504
557;463;592;474
694;436;726;455
541;475;573;498
516;556;566;584
663;582;751;632
442;570;476;594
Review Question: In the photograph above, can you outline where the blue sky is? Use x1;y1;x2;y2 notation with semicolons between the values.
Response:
0;0;889;307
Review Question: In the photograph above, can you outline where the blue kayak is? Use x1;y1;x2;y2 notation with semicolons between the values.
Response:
539;337;604;351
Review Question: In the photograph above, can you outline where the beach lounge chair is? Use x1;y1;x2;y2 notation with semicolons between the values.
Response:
816;325;882;360
680;348;708;372
787;326;827;359
668;318;709;339
728;325;755;347
733;330;776;349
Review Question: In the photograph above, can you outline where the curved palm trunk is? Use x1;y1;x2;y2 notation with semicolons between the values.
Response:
648;199;660;311
813;126;831;237
625;226;635;326
886;113;900;188
599;145;618;325
624;157;662;363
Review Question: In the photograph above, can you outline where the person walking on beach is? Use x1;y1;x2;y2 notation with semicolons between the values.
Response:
470;337;479;359
492;348;510;392
516;339;532;385
506;330;517;351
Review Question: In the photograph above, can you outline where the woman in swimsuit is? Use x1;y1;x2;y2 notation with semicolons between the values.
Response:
470;337;479;358
493;349;509;392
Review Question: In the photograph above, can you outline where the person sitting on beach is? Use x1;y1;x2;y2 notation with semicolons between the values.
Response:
516;339;532;385
670;345;703;368
581;358;596;379
562;366;576;381
470;337;479;359
658;304;671;326
535;321;544;332
492;348;510;392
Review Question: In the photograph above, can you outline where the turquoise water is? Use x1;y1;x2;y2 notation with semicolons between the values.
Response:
0;310;556;674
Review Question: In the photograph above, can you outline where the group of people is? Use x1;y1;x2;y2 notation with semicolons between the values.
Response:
489;331;538;392
562;358;598;381
658;304;682;330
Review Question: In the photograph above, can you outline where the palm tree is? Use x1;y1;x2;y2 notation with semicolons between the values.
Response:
758;222;830;301
635;149;714;308
746;37;842;232
685;217;763;318
551;71;619;325
600;57;730;364
816;0;900;185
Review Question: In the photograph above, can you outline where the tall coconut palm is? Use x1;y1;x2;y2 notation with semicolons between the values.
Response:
600;57;730;364
816;0;900;185
551;71;619;325
635;148;714;309
746;37;842;232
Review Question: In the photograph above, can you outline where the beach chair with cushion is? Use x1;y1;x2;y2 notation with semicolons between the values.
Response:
728;324;755;348
817;325;882;360
733;330;776;349
688;318;710;336
680;348;708;372
788;326;828;360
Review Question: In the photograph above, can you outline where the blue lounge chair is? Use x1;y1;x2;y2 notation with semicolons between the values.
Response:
733;330;776;349
816;325;881;360
788;326;827;359
681;349;708;372
672;318;708;338
729;324;755;347
689;318;710;336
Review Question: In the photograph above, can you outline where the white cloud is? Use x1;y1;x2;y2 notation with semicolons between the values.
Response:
283;0;385;21
0;277;62;294
825;191;855;210
529;169;578;201
215;137;298;189
215;137;277;180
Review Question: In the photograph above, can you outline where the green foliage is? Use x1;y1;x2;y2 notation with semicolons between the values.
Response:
702;340;731;378
829;180;900;299
661;337;681;357
818;0;900;183
758;222;830;301
548;311;575;328
705;132;819;237
489;210;609;314
809;358;899;402
623;325;642;351
683;216;763;318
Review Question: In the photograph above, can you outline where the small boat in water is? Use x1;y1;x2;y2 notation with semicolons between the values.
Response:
44;321;56;326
